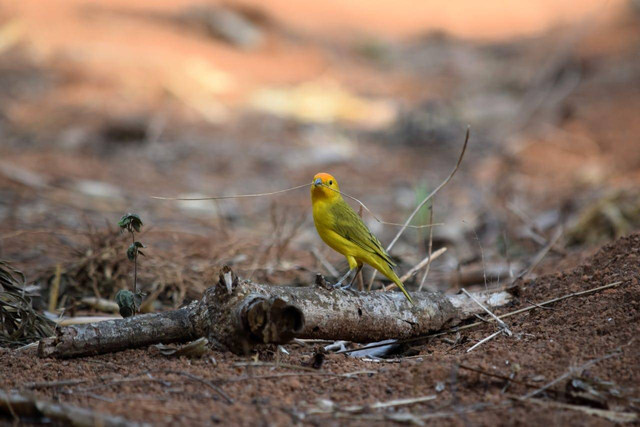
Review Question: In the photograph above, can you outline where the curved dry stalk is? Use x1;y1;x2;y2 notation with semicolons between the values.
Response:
339;280;623;355
418;205;435;291
368;128;470;290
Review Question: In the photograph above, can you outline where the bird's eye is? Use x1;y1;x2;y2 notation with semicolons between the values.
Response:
328;180;333;185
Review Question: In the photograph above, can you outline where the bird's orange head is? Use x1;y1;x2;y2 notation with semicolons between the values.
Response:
311;172;341;201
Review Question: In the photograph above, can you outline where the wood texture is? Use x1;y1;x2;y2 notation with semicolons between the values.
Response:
38;268;513;357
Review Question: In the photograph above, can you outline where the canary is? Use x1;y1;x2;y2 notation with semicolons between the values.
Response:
311;173;413;303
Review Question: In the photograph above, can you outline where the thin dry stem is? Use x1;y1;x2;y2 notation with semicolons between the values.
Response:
517;397;638;423
418;206;435;291
338;280;623;355
461;288;512;336
367;127;470;290
165;370;233;404
307;394;437;415
468;225;488;289
311;247;339;278
521;346;625;400
458;364;558;392
511;226;563;285
466;329;502;353
151;183;310;201
320;185;445;231
400;247;447;283
48;264;62;313
383;247;447;291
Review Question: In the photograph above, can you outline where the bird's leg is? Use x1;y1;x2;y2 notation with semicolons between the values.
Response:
342;265;363;290
333;269;353;289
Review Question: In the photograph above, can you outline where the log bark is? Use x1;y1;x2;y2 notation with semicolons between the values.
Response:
0;390;145;426
39;268;513;358
38;304;199;358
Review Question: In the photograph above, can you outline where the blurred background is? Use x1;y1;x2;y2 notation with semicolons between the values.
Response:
1;0;639;313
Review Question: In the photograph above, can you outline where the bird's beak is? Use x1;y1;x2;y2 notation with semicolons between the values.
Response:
313;178;322;187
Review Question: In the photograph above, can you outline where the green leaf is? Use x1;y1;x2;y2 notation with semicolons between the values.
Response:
127;241;145;261
134;292;144;309
115;289;136;318
129;215;143;230
115;290;145;317
117;215;130;229
126;245;136;261
118;213;143;232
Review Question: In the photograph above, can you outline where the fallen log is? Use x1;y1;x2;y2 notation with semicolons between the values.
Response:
39;268;513;358
0;390;145;427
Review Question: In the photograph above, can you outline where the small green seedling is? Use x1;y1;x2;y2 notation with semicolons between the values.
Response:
114;289;142;318
116;213;145;317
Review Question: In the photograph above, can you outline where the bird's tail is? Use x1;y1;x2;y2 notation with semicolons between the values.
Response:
383;265;414;304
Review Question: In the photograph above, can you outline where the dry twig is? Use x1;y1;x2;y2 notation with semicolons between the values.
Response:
0;390;143;426
367;128;469;290
225;370;376;383
339;281;623;355
307;395;437;415
401;248;447;283
516;397;638;423
165;371;233;404
458;364;558;392
311;247;339;278
383;247;447;291
418;206;435;291
511;226;563;284
466;330;502;353
521;346;625;400
461;288;512;336
0;260;55;347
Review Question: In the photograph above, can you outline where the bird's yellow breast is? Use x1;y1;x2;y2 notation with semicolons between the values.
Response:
312;197;359;258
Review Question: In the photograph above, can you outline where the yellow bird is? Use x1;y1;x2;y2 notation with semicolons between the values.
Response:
311;172;413;303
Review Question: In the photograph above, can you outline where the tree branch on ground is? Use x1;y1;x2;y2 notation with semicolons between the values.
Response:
38;267;513;358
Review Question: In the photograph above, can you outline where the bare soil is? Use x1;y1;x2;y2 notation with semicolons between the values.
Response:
2;233;639;425
1;0;640;425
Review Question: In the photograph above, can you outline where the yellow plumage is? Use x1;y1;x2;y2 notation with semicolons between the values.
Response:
311;172;413;303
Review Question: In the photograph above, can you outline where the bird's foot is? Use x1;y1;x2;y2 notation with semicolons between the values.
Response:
331;268;357;291
336;282;352;291
330;280;352;290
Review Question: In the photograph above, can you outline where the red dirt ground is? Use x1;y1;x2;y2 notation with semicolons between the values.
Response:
2;233;639;425
1;1;640;425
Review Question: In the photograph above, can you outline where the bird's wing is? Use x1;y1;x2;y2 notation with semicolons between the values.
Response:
330;200;396;267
